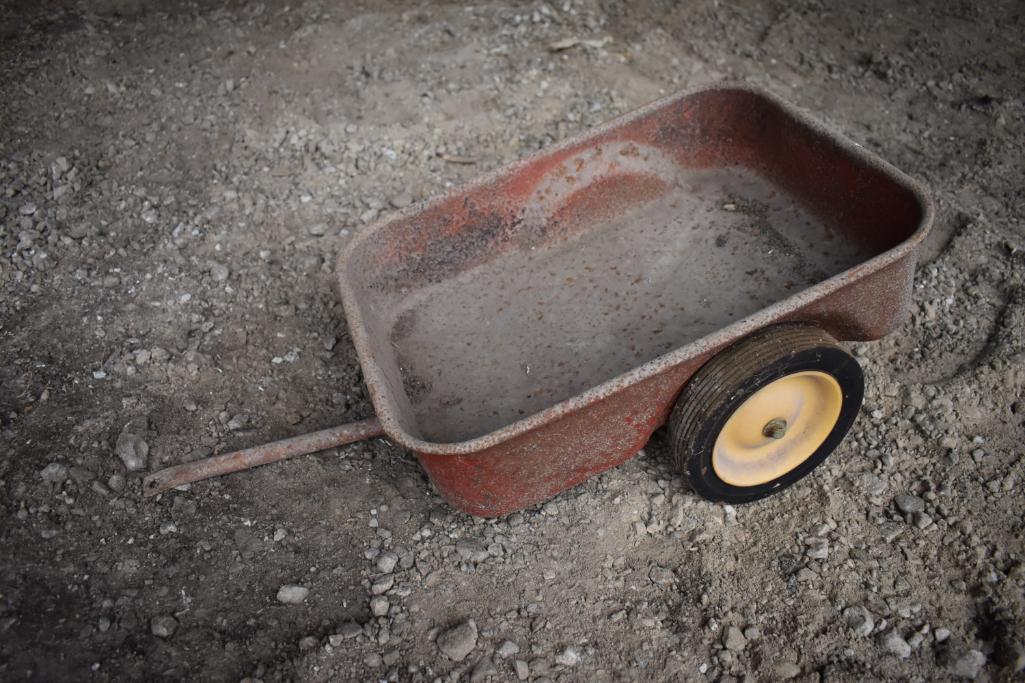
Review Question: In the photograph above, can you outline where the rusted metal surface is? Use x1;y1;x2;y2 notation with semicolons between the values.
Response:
142;418;384;497
337;83;933;516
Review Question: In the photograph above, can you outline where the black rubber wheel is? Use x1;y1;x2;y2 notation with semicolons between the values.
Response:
668;323;864;504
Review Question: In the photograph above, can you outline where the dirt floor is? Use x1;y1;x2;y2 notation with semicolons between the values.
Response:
2;0;1024;680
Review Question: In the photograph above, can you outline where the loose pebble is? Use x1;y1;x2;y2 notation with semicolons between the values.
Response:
210;262;229;281
497;640;520;658
843;606;875;637
895;493;926;515
950;649;986;679
805;536;829;560
276;585;309;604
370;596;389;617
775;662;802;679
555;646;581;666
722;625;747;651
455;539;489;563
437;620;477;661
39;462;69;484
880;629;912;659
115;431;149;472
150;615;178;638
371;575;393;595
335;621;363;640
376;552;398;574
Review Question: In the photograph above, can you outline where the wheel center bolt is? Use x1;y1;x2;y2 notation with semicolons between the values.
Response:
762;417;788;439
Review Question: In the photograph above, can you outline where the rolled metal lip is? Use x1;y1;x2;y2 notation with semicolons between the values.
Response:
336;82;934;457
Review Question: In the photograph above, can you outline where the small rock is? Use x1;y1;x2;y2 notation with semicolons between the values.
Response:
456;539;489;563
471;657;497;681
514;660;530;680
376;552;398;574
950;649;986;679
334;621;363;640
210;262;229;282
805;536;829;560
150;615;178;638
226;414;248;431
775;662;802;679
371;575;393;595
39;462;69;484
364;652;382;667
298;636;318;651
19;203;37;216
391;193;413;208
276;585;309;604
722;625;747;651
496;640;520;658
309;223;328;236
894;493;926;515
555;646;581;666
862;473;888;496
880;629;912;659
437;620;477;661
649;565;674;585
115;431;149;472
843;606;875;637
880;522;903;542
370;596;389;617
934;628;951;643
107;473;126;492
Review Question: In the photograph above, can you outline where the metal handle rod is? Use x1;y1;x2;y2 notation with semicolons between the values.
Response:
142;417;385;497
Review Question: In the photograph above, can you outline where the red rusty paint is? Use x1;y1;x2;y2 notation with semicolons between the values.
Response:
337;83;932;517
413;361;703;516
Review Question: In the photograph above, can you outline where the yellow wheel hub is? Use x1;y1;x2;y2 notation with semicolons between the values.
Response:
712;371;843;487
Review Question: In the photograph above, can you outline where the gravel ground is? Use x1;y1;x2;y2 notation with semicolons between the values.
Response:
2;0;1024;681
